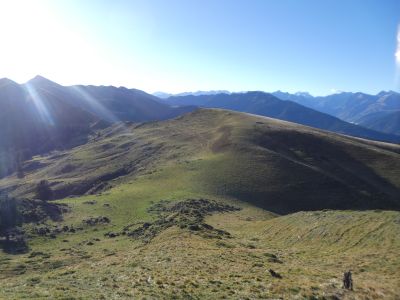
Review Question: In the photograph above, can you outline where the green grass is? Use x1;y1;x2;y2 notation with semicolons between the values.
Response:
0;109;400;299
2;109;399;213
1;197;399;299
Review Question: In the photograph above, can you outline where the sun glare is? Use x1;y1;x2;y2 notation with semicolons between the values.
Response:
396;25;400;65
0;0;105;84
70;86;120;123
24;82;54;126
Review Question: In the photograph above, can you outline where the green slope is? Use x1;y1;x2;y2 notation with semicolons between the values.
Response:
0;109;400;299
2;109;399;213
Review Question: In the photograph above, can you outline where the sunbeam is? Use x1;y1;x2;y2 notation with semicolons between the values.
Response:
395;24;400;90
396;25;400;65
24;83;55;126
69;85;120;123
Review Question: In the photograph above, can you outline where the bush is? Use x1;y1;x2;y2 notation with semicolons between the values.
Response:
35;180;53;201
0;193;21;240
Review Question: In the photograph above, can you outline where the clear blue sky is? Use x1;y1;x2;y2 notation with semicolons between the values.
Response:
0;0;399;95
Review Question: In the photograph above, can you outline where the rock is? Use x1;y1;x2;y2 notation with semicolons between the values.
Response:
104;232;119;238
126;199;238;242
35;227;50;236
83;200;97;205
143;222;151;228
269;269;282;279
188;224;201;231
83;216;111;226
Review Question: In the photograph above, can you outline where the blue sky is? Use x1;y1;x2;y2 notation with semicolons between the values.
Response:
0;0;399;95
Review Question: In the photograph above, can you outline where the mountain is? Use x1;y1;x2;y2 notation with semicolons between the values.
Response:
26;76;195;123
0;76;195;177
153;91;173;98
273;90;400;135
272;90;316;107
1;109;400;299
154;90;231;99
3;109;399;213
0;77;103;177
358;110;400;135
164;92;400;143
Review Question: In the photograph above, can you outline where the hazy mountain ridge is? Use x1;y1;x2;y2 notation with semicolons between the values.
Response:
163;92;400;143
358;110;400;136
272;90;400;135
0;76;195;177
0;77;102;177
153;90;231;99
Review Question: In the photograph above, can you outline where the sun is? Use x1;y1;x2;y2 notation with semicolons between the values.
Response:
0;0;103;84
0;0;54;80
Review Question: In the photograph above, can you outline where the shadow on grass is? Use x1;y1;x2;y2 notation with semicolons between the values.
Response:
0;238;29;254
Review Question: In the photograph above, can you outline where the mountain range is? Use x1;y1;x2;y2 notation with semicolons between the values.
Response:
163;92;400;143
272;90;400;135
0;76;194;177
1;76;399;179
153;90;231;99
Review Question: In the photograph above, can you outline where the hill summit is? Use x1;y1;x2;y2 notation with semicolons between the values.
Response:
3;109;399;213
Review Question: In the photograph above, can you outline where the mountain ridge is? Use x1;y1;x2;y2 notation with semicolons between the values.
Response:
272;90;400;135
162;92;400;143
0;76;195;177
2;108;399;213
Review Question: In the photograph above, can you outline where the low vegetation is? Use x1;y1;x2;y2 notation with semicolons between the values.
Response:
0;109;399;299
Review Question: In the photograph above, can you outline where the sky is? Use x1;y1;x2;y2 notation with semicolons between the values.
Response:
0;0;399;95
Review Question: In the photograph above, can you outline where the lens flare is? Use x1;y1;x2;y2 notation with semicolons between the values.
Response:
396;25;400;90
24;83;55;126
396;25;400;65
70;86;120;123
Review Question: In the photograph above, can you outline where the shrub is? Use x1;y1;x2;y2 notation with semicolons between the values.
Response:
0;193;21;240
35;180;53;201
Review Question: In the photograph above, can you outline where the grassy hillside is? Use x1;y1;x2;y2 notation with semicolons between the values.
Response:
0;194;399;299
2;109;399;213
0;109;399;299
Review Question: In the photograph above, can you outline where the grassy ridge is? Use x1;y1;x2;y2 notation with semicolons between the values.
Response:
0;109;399;299
2;109;399;213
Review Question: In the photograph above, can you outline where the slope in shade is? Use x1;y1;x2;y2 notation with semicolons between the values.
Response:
0;76;195;177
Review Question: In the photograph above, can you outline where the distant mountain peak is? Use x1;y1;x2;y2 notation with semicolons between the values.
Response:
377;90;399;97
294;91;313;98
26;75;60;87
153;91;172;99
154;90;231;98
0;77;18;87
